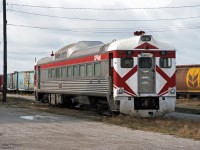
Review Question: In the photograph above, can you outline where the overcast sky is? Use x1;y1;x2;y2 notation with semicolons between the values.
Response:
0;0;200;73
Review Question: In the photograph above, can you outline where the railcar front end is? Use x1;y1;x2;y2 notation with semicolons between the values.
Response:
108;33;176;117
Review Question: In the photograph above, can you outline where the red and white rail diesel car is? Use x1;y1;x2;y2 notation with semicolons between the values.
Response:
34;32;176;117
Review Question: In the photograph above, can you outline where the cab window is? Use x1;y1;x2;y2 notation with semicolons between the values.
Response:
121;57;133;68
139;57;152;68
160;58;172;68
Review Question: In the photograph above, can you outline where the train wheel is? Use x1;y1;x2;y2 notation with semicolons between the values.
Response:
100;104;112;116
35;91;42;101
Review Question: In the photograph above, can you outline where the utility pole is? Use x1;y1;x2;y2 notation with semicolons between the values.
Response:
3;0;7;102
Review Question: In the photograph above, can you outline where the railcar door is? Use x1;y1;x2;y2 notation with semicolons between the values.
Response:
38;66;41;89
138;53;155;94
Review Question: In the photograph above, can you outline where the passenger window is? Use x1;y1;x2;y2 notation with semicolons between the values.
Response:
51;69;56;78
67;66;72;77
73;66;78;77
61;67;66;78
80;65;85;77
56;68;61;78
121;57;133;68
86;64;93;77
48;69;51;78
160;58;172;68
139;57;152;68
94;63;101;76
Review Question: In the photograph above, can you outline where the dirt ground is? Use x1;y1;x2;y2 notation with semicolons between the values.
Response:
0;95;200;149
0;106;200;150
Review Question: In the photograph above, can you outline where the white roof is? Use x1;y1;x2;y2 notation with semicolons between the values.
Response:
107;35;175;51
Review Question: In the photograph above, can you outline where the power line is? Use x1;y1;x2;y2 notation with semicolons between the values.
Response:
7;23;200;33
8;9;200;22
9;3;200;10
7;23;200;31
7;24;130;33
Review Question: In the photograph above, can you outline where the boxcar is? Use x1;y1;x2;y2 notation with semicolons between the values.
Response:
7;72;18;92
17;71;34;92
6;71;34;93
176;65;200;98
0;74;3;92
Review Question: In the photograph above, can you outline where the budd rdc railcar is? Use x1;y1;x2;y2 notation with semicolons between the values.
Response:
34;31;176;117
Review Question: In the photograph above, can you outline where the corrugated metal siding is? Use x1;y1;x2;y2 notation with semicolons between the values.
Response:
39;78;109;96
29;72;34;91
18;71;34;91
176;65;200;93
0;75;3;89
7;73;18;90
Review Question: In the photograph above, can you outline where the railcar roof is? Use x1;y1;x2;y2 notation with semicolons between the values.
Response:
36;35;175;65
36;56;54;65
55;41;104;58
107;35;175;51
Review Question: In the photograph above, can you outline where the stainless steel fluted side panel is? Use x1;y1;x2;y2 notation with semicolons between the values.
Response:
40;78;109;95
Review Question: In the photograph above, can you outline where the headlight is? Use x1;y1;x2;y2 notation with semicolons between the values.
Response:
117;88;124;94
169;87;176;94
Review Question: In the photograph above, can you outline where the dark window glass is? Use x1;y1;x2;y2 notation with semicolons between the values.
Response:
86;64;93;77
73;66;78;77
61;67;66;78
79;65;85;77
56;68;61;78
121;57;133;68
51;69;56;78
48;69;51;78
94;63;101;76
139;57;152;68
160;58;172;68
67;67;72;77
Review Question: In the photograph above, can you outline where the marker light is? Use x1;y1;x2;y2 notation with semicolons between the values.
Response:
141;35;151;42
117;88;124;94
169;87;176;94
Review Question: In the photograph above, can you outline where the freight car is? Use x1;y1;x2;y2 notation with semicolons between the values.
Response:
176;65;200;98
0;74;3;91
7;72;18;92
34;31;176;117
6;71;34;93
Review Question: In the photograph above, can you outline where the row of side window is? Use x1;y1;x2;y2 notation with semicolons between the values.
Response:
48;63;101;78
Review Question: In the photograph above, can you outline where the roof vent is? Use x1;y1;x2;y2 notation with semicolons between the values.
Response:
134;31;145;36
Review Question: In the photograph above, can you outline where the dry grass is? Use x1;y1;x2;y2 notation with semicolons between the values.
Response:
177;98;200;105
103;114;200;140
1;97;200;140
176;98;200;115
